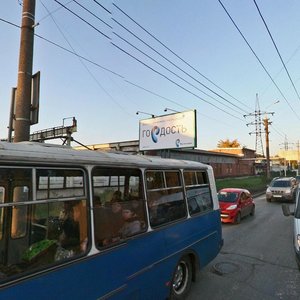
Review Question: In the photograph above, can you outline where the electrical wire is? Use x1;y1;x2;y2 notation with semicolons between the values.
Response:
253;0;300;103
111;42;245;122
40;1;129;115
125;80;233;126
72;0;112;29
53;0;110;40
112;19;248;114
0;14;250;127
49;2;251;118
49;2;250;117
0;16;122;77
37;0;74;24
112;3;251;111
92;0;111;14
218;0;300;122
114;31;244;115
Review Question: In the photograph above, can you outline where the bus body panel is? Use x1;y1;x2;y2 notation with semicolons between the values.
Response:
0;142;223;299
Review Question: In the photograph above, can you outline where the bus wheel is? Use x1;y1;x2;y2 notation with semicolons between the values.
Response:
170;256;192;300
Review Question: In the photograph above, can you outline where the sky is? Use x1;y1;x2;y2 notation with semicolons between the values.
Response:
1;0;300;156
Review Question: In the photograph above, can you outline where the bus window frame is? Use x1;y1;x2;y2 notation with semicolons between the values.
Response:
0;165;90;284
91;166;148;249
145;169;187;228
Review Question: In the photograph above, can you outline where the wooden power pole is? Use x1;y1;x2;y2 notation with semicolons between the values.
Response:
264;117;271;179
14;0;36;142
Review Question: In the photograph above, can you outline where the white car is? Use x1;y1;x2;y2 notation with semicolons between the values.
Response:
267;177;297;202
282;187;300;270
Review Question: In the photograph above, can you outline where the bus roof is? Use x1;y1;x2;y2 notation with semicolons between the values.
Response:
0;141;211;170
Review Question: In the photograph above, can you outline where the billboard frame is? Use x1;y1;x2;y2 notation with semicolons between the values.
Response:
138;109;197;151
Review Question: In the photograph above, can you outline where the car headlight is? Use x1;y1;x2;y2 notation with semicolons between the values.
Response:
226;204;237;210
297;234;300;250
285;189;292;194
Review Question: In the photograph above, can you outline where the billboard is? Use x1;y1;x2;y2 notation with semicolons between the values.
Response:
139;110;197;151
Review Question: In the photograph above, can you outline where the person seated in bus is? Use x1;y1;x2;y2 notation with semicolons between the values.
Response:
111;190;122;203
56;201;87;259
93;195;102;208
119;203;141;238
131;198;145;219
97;197;124;246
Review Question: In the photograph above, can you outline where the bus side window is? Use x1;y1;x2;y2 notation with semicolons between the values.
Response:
146;170;186;227
92;167;146;248
187;186;213;215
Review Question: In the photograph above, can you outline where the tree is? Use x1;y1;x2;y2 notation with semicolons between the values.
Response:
217;138;241;148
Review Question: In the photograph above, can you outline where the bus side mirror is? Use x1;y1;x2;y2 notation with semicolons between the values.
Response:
282;204;294;217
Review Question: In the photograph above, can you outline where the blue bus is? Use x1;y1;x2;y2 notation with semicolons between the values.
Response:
0;141;223;299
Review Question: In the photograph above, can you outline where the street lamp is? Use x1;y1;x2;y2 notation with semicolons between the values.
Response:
136;111;155;118
164;108;179;113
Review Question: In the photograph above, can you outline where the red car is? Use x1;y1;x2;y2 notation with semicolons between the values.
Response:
218;188;255;224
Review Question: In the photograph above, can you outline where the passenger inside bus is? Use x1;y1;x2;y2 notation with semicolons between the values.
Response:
119;203;141;238
94;195;124;246
55;201;88;260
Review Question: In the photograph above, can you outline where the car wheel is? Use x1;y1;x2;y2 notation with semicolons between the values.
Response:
169;256;192;300
234;212;241;224
250;206;255;216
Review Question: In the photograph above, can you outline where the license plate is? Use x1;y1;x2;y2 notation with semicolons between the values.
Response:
273;195;282;198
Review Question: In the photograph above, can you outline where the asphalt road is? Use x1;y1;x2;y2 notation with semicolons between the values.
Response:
187;194;300;300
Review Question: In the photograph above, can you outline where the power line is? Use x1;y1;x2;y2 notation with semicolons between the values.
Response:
125;80;232;126
92;0;111;14
114;31;244;115
0;16;122;77
37;0;74;24
218;0;300;122
53;0;110;40
1;11;250;129
40;1;130;115
35;32;122;76
0;13;245;121
111;42;245;122
112;3;251;111
0;17;20;28
41;2;249;118
48;2;248;117
72;0;112;29
253;0;300;103
112;19;248;114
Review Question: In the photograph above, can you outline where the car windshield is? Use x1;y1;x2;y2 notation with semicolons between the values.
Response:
218;192;239;203
270;180;290;188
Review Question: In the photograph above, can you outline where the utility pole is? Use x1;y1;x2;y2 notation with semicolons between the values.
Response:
264;117;271;179
244;94;265;156
14;0;36;142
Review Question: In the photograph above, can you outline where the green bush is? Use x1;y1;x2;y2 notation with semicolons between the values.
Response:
215;175;270;194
